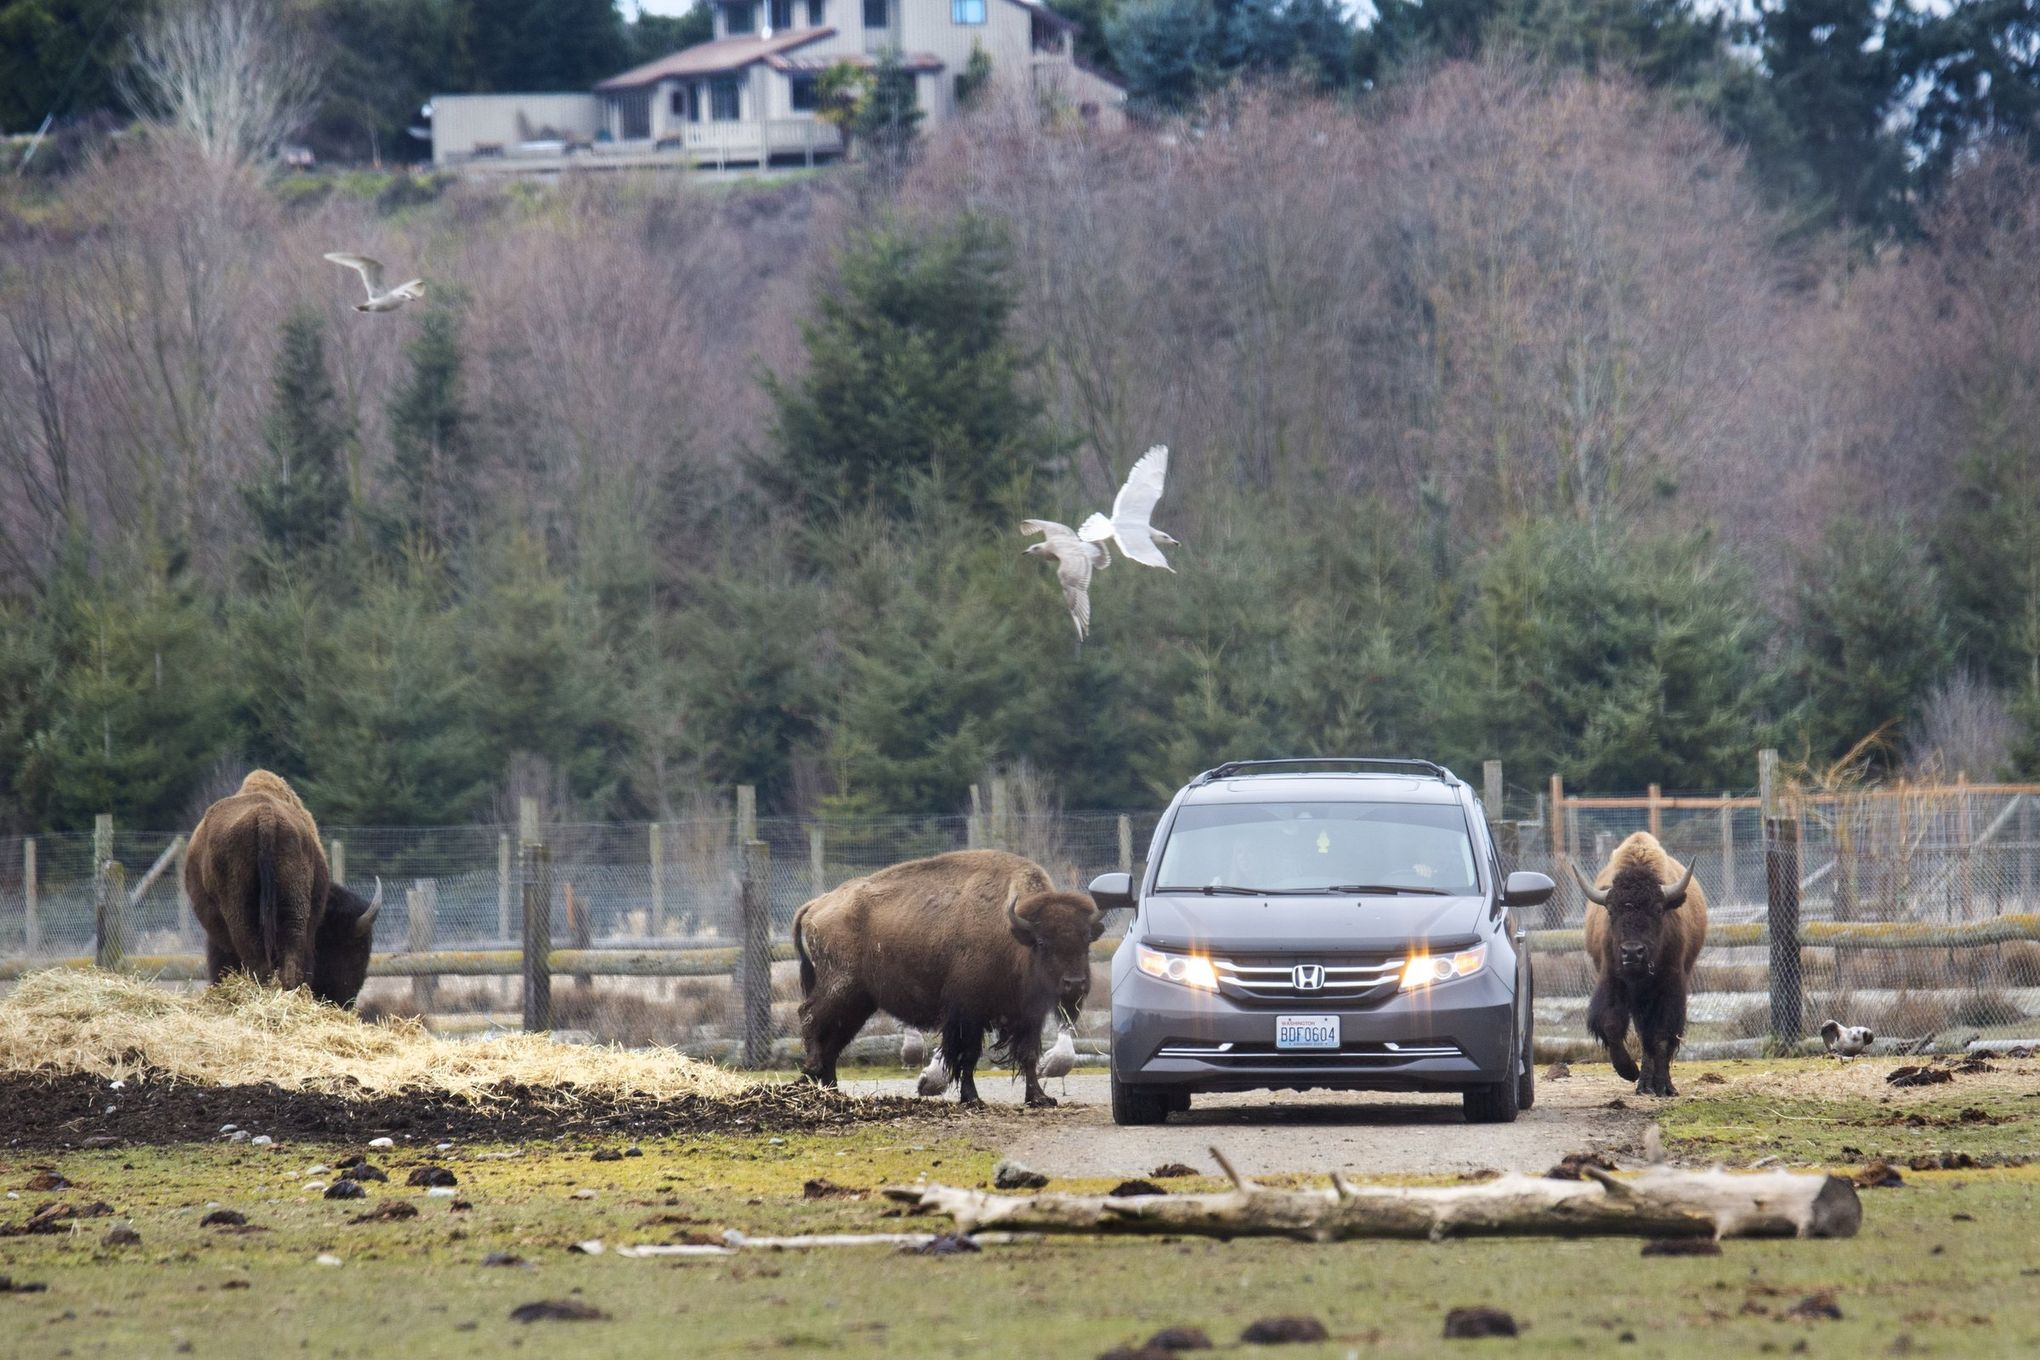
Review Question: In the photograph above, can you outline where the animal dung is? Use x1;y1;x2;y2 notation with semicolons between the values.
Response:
992;1159;1048;1190
1852;1161;1905;1189
801;1178;864;1200
480;1252;528;1268
1546;1152;1617;1180
1240;1316;1330;1344
1886;1066;1955;1087
349;1200;418;1223
1108;1179;1168;1198
1640;1237;1722;1256
1441;1307;1519;1338
509;1299;608;1323
1150;1163;1200;1179
624;1146;643;1157
1783;1291;1843;1321
1140;1326;1213;1350
23;1171;68;1191
338;1160;387;1183
591;1148;624;1162
199;1210;249;1227
0;1277;49;1294
101;1224;141;1247
323;1179;366;1200
406;1166;457;1187
1543;1062;1572;1080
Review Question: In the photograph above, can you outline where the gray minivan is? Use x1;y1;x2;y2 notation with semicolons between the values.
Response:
1087;759;1555;1126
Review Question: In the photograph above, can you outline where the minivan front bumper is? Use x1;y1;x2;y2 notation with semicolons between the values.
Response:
1110;956;1515;1094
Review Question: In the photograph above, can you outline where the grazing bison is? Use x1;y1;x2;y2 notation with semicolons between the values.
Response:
186;770;373;996
793;849;1104;1106
1573;832;1709;1097
309;878;383;1009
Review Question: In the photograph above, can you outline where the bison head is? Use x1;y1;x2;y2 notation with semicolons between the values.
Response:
1006;887;1105;1016
1574;861;1693;979
311;877;382;1009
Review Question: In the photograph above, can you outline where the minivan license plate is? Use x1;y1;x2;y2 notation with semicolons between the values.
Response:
1276;1015;1339;1051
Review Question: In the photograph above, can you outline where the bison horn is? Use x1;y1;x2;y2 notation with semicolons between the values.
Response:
1661;864;1694;909
1005;887;1037;946
1569;862;1611;906
357;876;383;937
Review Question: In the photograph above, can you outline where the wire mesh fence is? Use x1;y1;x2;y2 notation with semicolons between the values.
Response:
3;784;2037;1056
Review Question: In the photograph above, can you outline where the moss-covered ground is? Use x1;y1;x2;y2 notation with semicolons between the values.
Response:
4;1060;2038;1358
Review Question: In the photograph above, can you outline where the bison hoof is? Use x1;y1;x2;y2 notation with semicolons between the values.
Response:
1025;1094;1059;1109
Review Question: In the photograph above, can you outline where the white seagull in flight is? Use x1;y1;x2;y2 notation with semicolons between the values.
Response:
324;253;426;312
1080;444;1179;571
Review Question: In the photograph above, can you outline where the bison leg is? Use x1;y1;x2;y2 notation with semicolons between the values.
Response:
1636;987;1688;1098
1586;978;1640;1083
799;987;874;1088
204;937;240;986
942;1017;986;1106
1011;1025;1055;1108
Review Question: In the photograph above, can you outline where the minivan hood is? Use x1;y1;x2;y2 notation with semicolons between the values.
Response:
1138;893;1488;955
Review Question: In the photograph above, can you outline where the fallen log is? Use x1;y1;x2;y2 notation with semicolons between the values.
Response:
883;1147;1860;1243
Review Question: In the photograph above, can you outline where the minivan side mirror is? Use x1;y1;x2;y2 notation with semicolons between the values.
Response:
1502;870;1555;908
1087;871;1135;911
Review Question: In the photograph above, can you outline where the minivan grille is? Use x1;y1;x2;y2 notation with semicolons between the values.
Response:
1211;955;1403;1003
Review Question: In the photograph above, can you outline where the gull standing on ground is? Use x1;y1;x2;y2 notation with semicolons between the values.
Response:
323;253;426;312
1021;519;1109;641
1820;1019;1874;1057
1080;444;1180;572
1039;1024;1077;1098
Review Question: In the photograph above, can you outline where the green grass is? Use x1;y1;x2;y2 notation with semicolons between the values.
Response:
6;1078;2040;1357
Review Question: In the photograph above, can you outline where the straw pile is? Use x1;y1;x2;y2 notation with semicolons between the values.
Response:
0;969;749;1104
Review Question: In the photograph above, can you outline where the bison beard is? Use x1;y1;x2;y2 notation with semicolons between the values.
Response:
793;850;1103;1107
1576;833;1708;1098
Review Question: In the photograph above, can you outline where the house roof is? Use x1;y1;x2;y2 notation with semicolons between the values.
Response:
594;29;833;89
767;50;944;74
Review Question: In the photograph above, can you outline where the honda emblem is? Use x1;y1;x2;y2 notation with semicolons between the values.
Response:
1292;964;1325;991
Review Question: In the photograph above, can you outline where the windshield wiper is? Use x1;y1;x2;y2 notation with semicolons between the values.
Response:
1322;884;1451;896
1155;884;1271;896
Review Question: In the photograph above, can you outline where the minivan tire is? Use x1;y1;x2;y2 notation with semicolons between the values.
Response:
1464;1005;1524;1124
1112;1073;1170;1126
1517;961;1537;1111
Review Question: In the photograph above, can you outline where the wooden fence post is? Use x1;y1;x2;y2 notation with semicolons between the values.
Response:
990;776;1011;850
522;834;552;1033
739;837;772;1068
967;784;984;849
736;785;757;845
1118;814;1133;875
650;822;667;936
1758;748;1780;821
22;837;36;956
328;838;346;889
1958;772;1974;920
497;833;512;943
95;858;126;972
1767;815;1802;1047
410;879;437;1013
1718;796;1735;907
809;825;826;901
1483;761;1503;821
1647;784;1662;841
1548;775;1565;873
2022;794;2034;911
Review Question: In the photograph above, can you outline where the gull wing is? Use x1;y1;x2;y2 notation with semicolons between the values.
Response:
324;253;387;298
1077;512;1114;543
1019;519;1075;539
1049;538;1096;639
1109;445;1170;530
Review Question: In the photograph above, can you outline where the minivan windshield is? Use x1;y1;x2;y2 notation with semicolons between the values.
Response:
1154;801;1480;896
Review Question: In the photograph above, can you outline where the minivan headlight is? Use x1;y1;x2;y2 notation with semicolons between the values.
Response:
1400;943;1486;990
1136;943;1219;991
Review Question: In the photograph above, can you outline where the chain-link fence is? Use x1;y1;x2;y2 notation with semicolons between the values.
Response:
3;785;2036;1058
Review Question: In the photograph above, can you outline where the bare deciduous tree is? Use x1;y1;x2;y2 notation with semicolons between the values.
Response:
119;0;324;170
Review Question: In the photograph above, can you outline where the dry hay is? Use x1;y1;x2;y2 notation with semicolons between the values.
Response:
1698;1055;2040;1105
0;969;749;1105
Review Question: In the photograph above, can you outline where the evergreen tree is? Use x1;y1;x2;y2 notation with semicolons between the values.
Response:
1759;0;1910;232
384;306;475;556
1107;0;1221;111
1793;523;1955;767
241;308;351;572
1896;0;2040;192
853;47;924;168
761;215;1060;523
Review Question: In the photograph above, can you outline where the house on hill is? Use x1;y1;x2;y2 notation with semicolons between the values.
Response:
429;0;1124;170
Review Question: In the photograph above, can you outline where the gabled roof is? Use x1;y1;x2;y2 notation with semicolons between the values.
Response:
594;28;833;90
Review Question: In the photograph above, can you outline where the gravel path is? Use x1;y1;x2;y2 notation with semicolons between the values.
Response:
843;1067;1653;1178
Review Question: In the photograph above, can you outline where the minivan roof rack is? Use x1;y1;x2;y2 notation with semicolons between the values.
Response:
1190;758;1460;787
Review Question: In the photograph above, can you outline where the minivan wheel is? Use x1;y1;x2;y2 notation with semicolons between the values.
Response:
1517;966;1537;1111
1464;1006;1524;1124
1111;1073;1170;1126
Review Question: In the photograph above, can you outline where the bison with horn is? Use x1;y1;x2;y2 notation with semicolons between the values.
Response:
1572;832;1709;1097
793;850;1104;1106
185;770;380;1006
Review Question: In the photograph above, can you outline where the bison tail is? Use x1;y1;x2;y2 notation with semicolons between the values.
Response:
793;914;816;997
256;811;282;976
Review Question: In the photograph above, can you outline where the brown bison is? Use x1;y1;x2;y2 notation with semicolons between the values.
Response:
793;849;1104;1106
186;770;377;1000
309;878;383;1009
1573;832;1709;1097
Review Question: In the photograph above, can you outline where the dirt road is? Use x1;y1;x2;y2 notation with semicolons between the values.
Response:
844;1067;1651;1178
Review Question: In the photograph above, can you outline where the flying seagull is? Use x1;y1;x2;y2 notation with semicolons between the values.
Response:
323;253;425;313
1021;518;1109;641
1080;444;1179;572
1820;1019;1874;1057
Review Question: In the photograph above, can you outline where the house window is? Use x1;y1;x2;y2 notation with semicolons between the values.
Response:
711;77;742;121
724;1;755;34
952;0;985;22
806;0;825;23
863;0;886;27
769;0;793;28
790;74;819;111
669;87;688;119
